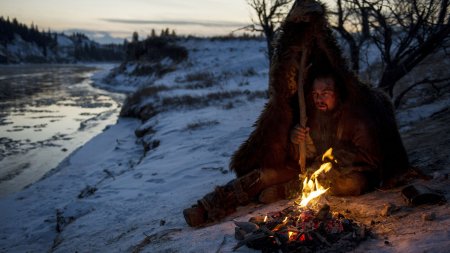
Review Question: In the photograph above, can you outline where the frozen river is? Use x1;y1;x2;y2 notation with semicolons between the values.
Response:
0;64;123;197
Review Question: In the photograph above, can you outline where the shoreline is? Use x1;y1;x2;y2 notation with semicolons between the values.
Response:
0;64;124;197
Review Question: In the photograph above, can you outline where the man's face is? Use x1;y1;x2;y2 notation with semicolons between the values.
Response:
312;77;337;112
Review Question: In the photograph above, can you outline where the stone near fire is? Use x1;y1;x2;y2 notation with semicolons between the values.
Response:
401;184;446;206
421;212;436;221
315;203;331;220
380;203;397;217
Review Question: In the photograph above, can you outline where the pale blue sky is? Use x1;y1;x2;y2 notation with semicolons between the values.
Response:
1;0;255;43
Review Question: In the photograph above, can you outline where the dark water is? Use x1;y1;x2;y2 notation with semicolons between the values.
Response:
0;64;123;197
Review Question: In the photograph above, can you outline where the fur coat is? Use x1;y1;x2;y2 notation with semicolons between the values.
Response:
229;0;409;187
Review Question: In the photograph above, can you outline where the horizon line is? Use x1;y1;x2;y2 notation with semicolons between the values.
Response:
101;18;250;28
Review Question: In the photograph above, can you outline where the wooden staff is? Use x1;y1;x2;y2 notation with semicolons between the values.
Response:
297;47;310;174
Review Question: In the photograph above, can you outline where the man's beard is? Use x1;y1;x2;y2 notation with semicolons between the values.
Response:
315;108;335;121
312;108;339;153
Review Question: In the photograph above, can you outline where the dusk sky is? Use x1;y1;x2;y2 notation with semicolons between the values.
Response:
1;0;256;43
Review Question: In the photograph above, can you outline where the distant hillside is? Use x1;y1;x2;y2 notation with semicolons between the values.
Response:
0;17;125;64
103;34;264;92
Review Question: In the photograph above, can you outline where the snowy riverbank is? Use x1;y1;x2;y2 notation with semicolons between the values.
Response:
1;38;449;253
0;64;123;197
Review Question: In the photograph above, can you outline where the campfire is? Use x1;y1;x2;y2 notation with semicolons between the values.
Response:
233;148;367;252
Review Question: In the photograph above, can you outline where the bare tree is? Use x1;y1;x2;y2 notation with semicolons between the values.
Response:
248;0;449;104
247;0;294;62
330;0;450;98
330;0;372;73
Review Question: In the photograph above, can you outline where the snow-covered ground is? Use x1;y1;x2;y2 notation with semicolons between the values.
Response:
0;38;449;253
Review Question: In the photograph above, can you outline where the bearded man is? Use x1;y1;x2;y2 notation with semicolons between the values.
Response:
183;0;411;227
183;71;407;227
290;72;382;196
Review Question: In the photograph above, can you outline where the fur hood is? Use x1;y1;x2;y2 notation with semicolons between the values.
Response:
229;0;409;183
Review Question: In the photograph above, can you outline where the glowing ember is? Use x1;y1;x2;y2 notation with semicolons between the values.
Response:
299;233;306;241
235;145;366;252
273;216;290;231
288;231;297;241
234;205;367;252
298;148;335;207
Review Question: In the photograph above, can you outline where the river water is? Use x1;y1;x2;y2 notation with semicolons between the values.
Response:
0;64;124;197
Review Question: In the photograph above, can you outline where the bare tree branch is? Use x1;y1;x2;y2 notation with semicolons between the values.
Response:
247;0;294;62
394;76;450;108
247;0;449;101
331;0;450;97
438;0;449;24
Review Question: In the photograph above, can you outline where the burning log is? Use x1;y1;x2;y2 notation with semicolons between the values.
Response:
234;139;366;251
233;204;367;252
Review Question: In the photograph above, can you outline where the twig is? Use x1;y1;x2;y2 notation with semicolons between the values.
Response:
312;231;332;247
132;228;182;253
297;46;311;174
103;169;116;180
216;236;227;253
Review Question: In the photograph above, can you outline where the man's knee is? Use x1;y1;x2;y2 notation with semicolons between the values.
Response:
259;169;279;187
259;167;299;188
329;172;372;196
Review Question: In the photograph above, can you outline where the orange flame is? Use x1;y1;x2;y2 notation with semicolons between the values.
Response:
298;148;335;207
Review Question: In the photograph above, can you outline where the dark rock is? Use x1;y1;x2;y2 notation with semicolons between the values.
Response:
401;184;446;206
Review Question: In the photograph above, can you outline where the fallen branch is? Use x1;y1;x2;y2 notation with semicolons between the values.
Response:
215;236;227;253
131;228;182;253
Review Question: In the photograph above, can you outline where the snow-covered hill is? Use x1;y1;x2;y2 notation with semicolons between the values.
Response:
0;33;122;64
0;38;449;253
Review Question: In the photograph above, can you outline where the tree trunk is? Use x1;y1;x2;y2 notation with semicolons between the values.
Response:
264;27;275;64
378;65;403;97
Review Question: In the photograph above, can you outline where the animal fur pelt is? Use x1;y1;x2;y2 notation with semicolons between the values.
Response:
229;0;409;186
